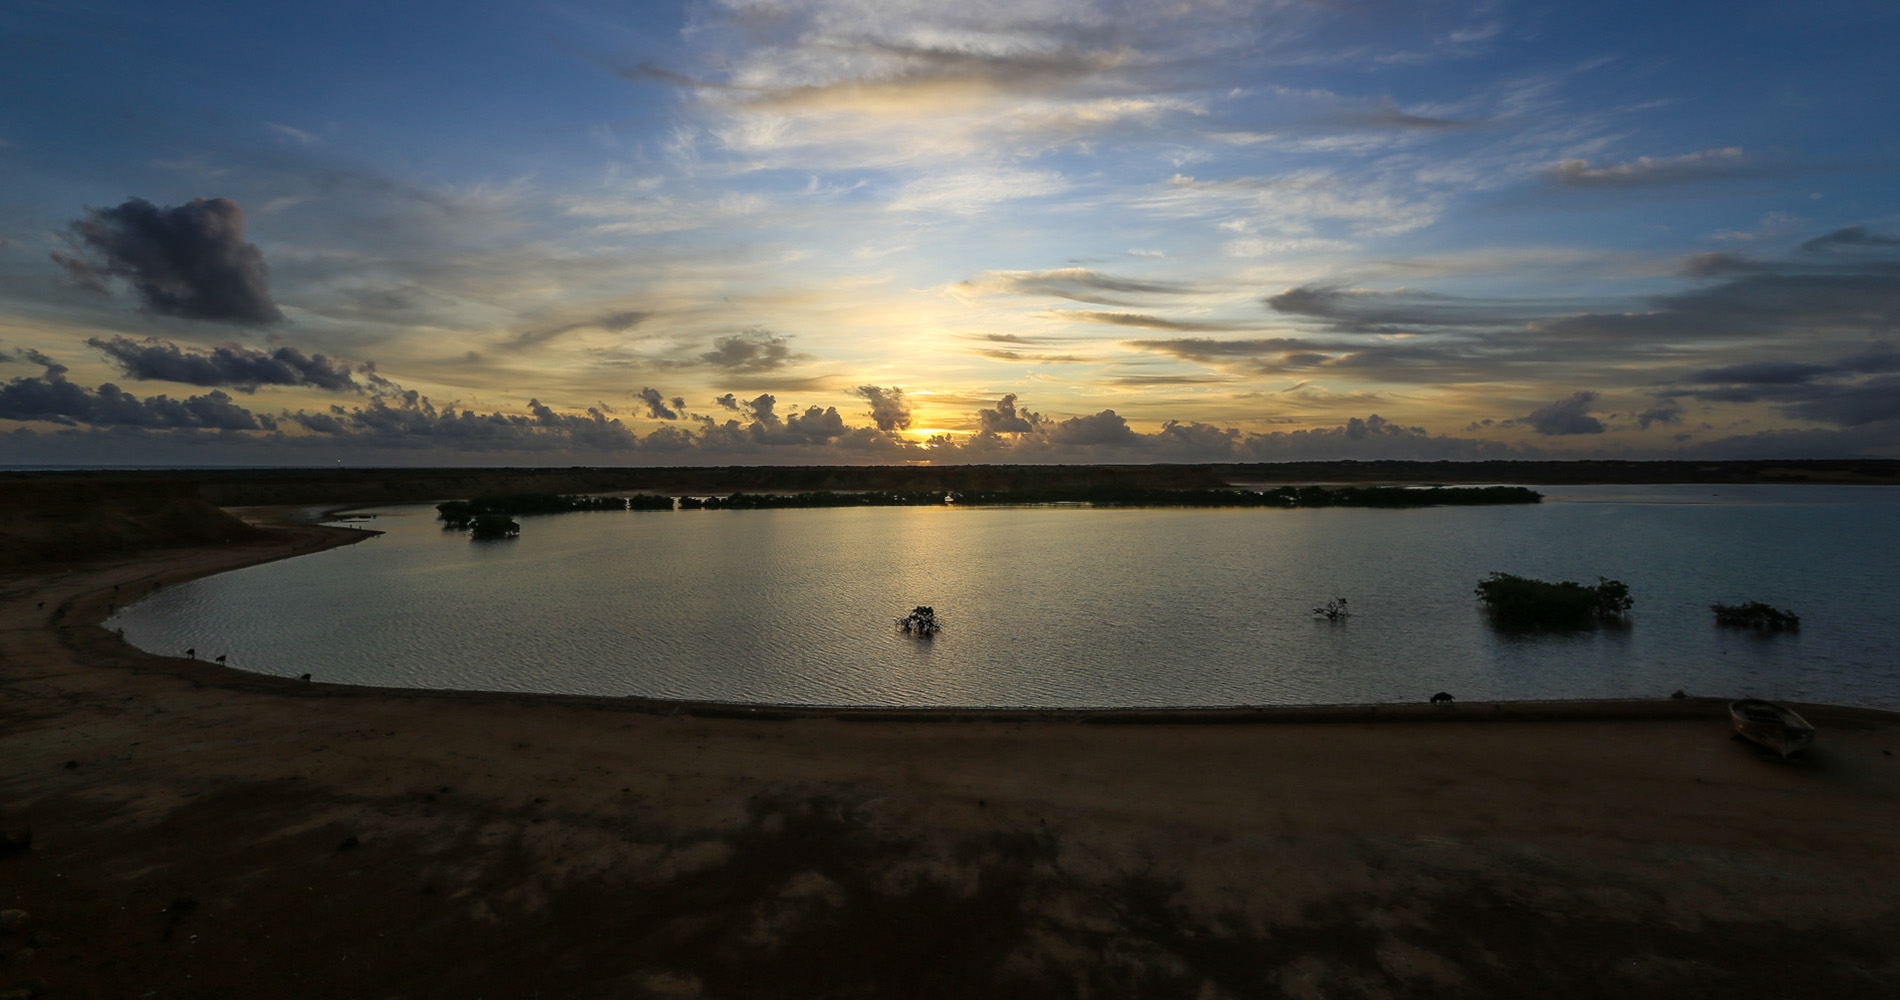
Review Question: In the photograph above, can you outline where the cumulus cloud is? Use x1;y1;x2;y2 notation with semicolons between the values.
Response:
852;385;912;431
713;393;740;410
1515;391;1606;436
0;358;269;431
1045;409;1139;447
977;393;1043;433
87;336;358;393
637;386;680;419
52;197;282;324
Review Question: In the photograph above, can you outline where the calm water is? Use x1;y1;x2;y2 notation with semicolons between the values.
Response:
109;485;1900;709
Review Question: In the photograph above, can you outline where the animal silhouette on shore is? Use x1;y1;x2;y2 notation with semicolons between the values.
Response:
1430;691;1455;705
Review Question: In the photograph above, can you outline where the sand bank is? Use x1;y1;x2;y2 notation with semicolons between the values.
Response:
2;517;1898;998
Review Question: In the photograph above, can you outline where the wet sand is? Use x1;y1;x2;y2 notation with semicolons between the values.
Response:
2;517;1898;998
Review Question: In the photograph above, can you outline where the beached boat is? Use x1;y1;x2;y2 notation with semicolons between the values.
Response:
1729;699;1815;758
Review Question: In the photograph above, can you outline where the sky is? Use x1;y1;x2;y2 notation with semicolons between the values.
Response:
2;0;1897;466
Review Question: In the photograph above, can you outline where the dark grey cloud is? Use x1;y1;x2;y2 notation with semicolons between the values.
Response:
284;390;641;453
1637;400;1684;430
976;393;1043;434
1045;410;1139;447
1687;347;1900;386
87;336;358;393
52;197;282;324
637;386;680;419
852;385;912;431
1514;391;1606;436
1678;252;1769;278
507;309;649;351
1800;226;1900;252
1126;336;1322;361
1052;310;1240;332
1344;100;1479;130
0;360;269;431
713;393;740;410
1152;420;1239;454
1779;377;1900;427
699;329;802;372
975;349;1090;364
1109;374;1236;386
958;268;1193;307
1664;347;1900;427
1266;286;1552;334
743;399;847;446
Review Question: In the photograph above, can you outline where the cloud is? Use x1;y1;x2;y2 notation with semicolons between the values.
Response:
86;336;358;393
51;197;283;324
284;390;641;453
851;385;912;431
1049;310;1239;331
713;393;740;410
1636;400;1684;430
977;393;1043;434
1801;226;1900;252
626;41;1141;117
506;309;649;351
1664;347;1900;427
1344;99;1480;130
952;268;1193;306
1515;391;1606;436
976;349;1091;364
887;167;1069;214
1266;285;1552;334
0;359;269;431
1543;148;1761;188
1045;409;1139;447
736;395;848;446
698;329;803;372
637;386;680;419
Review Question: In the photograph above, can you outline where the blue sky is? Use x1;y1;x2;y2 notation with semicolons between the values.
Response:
3;0;1897;465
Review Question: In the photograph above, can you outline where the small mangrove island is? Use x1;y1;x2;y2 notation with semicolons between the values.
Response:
434;484;1542;522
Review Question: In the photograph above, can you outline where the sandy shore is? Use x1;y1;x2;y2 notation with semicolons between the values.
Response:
2;518;1898;999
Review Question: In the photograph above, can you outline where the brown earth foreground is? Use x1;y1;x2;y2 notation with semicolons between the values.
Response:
3;518;1899;999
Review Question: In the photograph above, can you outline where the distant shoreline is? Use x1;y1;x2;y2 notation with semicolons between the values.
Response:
4;457;1895;510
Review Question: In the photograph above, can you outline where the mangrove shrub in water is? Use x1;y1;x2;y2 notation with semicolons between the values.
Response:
1475;572;1631;630
438;494;630;526
467;514;520;539
1712;600;1800;632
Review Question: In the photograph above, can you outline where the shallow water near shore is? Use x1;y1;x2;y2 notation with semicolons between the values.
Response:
109;484;1900;708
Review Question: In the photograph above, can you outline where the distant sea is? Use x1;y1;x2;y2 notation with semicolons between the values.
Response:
109;484;1900;709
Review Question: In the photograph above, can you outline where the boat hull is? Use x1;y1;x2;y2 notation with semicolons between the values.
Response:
1729;699;1816;758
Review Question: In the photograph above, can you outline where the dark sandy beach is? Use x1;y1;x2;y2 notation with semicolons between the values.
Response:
3;513;1899;998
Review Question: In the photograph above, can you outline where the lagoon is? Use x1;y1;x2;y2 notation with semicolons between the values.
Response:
109;484;1900;709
